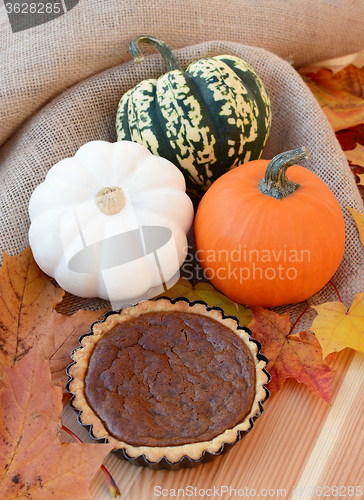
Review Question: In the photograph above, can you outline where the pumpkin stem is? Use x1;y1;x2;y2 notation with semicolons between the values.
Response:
129;35;183;72
96;187;125;216
258;147;310;199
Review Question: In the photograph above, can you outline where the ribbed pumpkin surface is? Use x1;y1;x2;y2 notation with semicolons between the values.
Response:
194;161;346;308
116;55;271;196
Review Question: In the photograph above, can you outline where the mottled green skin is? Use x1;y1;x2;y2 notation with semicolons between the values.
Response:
116;55;272;197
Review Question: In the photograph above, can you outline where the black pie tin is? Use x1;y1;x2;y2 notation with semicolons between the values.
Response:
66;296;270;470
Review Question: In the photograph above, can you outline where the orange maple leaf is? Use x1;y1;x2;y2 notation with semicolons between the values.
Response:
0;345;114;500
299;65;364;132
248;307;333;403
0;247;108;389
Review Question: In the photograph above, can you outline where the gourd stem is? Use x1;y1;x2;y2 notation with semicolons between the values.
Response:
96;187;125;215
258;146;309;199
130;35;183;72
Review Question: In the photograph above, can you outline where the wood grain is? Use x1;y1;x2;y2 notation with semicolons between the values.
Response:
61;347;364;500
295;351;364;498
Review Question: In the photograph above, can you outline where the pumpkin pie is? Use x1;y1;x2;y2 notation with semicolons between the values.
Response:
67;298;269;466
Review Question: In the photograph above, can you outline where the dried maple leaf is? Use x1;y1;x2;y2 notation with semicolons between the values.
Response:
0;345;114;500
336;123;364;150
36;309;108;389
0;247;64;367
0;247;108;389
155;277;252;325
248;307;333;403
345;143;364;169
335;125;364;186
348;206;364;246
311;293;364;358
299;65;364;132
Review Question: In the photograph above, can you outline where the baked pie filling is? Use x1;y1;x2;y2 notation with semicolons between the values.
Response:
68;299;268;463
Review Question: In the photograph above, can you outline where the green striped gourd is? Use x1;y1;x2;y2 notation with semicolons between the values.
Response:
116;36;272;198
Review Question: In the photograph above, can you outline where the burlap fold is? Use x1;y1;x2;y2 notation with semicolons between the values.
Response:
0;40;363;331
1;0;364;148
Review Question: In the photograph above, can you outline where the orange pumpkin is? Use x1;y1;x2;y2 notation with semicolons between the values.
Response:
194;147;346;307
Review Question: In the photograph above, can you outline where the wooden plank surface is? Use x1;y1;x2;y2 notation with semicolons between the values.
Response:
61;348;364;500
2;3;361;494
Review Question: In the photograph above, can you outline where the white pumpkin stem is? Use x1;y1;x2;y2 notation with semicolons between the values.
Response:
96;187;125;215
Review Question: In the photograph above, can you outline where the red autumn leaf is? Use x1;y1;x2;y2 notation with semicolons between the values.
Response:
0;247;108;389
0;345;114;499
299;64;364;132
336;123;364;151
248;307;333;403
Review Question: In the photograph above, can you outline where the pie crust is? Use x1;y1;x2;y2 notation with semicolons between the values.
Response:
67;298;269;465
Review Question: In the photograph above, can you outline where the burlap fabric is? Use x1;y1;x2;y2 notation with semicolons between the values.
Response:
0;2;364;328
1;0;364;148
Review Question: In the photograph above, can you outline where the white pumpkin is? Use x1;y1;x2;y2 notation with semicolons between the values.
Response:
28;140;194;305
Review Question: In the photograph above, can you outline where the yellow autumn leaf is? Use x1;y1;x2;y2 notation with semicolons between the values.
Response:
348;206;364;246
345;143;364;168
358;174;364;186
311;293;364;358
154;278;252;326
